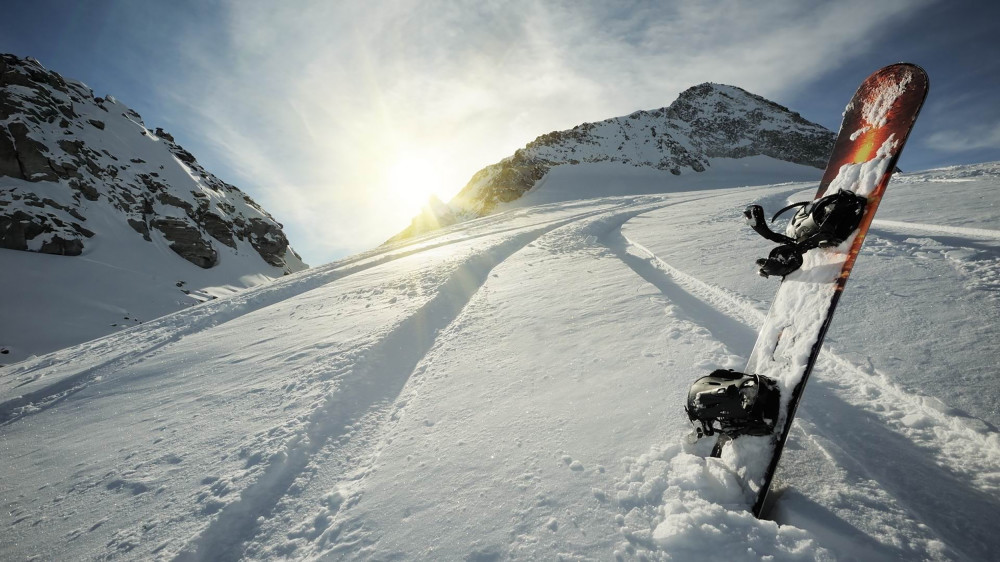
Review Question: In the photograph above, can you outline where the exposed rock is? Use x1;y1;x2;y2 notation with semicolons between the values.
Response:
155;191;193;213
127;218;151;241
246;217;291;267
39;234;84;256
0;208;91;255
172;147;196;164
199;211;236;248
69;179;99;201
0;126;23;178
0;210;44;250
122;107;143;125
57;138;84;156
154;128;174;142
137;173;166;192
151;217;218;268
7;122;58;181
460;154;548;215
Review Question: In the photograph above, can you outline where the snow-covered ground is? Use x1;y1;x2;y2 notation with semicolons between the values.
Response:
2;161;999;561
0;208;292;367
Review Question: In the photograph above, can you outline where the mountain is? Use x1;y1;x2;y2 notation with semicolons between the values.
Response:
388;83;835;243
2;161;998;560
0;54;306;364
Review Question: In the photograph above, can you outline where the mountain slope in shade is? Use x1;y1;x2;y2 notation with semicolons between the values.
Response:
0;54;306;365
389;83;834;243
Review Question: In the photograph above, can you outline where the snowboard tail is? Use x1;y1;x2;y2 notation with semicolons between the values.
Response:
692;64;929;518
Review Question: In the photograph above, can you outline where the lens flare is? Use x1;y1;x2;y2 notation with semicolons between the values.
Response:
385;152;446;216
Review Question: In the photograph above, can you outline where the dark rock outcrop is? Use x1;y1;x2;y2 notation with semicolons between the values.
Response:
0;207;92;255
0;53;305;272
150;217;217;268
7;121;59;181
246;217;292;268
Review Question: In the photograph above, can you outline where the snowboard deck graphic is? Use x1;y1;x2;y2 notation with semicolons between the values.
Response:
716;63;929;518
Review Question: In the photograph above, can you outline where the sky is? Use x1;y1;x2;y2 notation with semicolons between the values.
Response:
3;0;998;265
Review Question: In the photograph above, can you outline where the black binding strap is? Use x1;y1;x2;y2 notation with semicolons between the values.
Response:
771;200;810;222
744;205;795;245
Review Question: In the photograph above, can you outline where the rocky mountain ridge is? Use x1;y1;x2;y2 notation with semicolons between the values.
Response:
389;83;835;243
0;54;304;272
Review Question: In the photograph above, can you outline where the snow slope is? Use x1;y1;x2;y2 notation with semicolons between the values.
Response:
0;55;306;366
0;212;297;367
2;162;999;561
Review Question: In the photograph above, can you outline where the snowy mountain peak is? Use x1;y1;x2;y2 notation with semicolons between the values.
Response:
389;82;834;243
0;53;304;272
0;53;308;365
667;82;829;162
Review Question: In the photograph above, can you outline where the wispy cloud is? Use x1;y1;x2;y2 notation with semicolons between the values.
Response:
926;122;1000;152
153;0;930;263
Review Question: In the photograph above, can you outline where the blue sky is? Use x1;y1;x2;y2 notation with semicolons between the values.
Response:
3;0;998;265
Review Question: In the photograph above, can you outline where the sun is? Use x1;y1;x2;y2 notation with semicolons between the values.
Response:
385;152;446;216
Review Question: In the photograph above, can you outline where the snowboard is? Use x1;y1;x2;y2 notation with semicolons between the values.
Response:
706;63;929;518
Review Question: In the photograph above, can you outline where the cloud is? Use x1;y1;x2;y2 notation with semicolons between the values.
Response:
926;122;1000;152
151;0;931;264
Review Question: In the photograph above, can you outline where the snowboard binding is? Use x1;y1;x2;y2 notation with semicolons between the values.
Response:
744;190;868;277
686;369;780;440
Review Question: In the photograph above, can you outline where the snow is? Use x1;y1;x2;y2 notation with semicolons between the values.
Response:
0;65;307;366
0;204;296;366
513;156;824;207
849;67;914;142
860;71;913;133
2;161;1000;560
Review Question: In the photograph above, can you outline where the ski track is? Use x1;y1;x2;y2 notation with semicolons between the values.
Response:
0;204;625;426
872;219;1000;240
276;201;693;560
239;195;782;561
619;230;1000;492
171;200;679;561
599;212;1000;558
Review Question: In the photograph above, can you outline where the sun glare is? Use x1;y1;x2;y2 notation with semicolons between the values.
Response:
385;153;446;216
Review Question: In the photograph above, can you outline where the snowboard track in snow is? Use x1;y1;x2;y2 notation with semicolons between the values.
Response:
171;202;676;561
0;206;624;426
619;219;1000;491
601;208;1000;559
